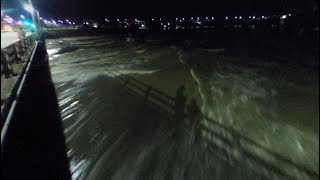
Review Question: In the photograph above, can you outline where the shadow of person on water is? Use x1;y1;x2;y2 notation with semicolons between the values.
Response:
172;85;187;137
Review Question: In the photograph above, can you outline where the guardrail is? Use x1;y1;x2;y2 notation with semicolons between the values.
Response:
1;34;39;140
108;70;319;180
1;36;36;79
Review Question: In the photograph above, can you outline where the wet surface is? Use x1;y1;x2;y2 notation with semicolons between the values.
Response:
45;31;318;179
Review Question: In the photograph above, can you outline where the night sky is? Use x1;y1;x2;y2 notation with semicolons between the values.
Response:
2;0;317;20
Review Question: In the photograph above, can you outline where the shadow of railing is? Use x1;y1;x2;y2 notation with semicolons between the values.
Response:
107;71;319;180
1;35;71;180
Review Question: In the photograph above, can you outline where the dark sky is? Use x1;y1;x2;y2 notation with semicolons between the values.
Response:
2;0;317;20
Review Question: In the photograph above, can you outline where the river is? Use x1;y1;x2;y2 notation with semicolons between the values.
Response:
45;32;319;180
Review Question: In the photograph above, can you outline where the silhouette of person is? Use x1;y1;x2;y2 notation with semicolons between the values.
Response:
173;85;186;129
186;98;201;140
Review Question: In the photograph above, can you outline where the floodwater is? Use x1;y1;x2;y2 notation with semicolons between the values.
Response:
46;33;319;180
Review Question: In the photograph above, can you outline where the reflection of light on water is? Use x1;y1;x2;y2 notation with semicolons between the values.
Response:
47;48;60;55
61;101;79;113
69;158;91;180
104;70;158;77
47;48;61;60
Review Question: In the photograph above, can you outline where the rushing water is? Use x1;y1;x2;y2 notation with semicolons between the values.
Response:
46;34;319;180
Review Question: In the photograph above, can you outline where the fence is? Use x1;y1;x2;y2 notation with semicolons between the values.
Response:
109;70;318;180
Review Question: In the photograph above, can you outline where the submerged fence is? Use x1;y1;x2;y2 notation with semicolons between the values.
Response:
109;70;319;180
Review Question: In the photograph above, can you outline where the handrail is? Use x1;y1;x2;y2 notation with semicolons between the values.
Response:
1;34;39;143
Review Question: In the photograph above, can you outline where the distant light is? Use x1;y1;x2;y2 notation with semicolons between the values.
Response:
252;16;256;19
249;16;251;19
239;16;242;19
117;18;120;21
176;18;178;20
168;23;170;25
163;25;166;27
152;18;154;21
191;17;193;20
161;23;163;25
159;18;162;21
262;16;265;19
17;20;23;25
86;22;89;25
72;22;75;25
52;20;57;24
66;19;69;22
235;16;238;19
281;15;287;19
20;15;25;19
206;17;208;19
182;17;184;20
40;17;43;20
288;14;292;16
225;17;228;20
211;17;214;20
197;17;200;20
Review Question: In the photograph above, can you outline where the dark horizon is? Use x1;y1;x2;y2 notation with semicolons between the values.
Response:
1;0;318;20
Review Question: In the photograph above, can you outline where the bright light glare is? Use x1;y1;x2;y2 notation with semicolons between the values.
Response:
20;15;25;19
3;25;13;31
24;4;34;12
3;17;14;23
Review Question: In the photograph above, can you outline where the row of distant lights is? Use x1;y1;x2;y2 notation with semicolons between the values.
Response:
40;17;76;25
103;14;292;22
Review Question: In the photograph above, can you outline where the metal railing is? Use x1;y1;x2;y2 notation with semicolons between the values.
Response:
1;34;39;141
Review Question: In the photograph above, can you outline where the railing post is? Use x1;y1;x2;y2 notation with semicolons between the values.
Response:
13;44;21;64
1;51;13;78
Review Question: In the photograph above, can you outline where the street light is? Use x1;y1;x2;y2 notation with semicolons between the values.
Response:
24;4;33;13
24;1;41;31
